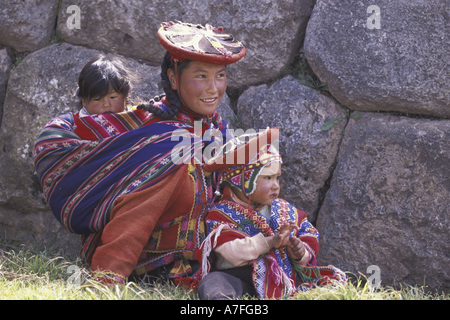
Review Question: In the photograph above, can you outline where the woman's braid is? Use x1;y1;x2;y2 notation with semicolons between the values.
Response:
137;52;190;119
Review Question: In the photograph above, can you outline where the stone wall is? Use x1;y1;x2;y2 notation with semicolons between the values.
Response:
0;0;448;292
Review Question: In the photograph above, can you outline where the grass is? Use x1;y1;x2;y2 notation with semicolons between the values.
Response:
0;243;447;300
0;245;197;300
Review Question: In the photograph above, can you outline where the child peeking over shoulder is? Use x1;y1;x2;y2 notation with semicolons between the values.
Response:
77;55;133;116
72;55;140;140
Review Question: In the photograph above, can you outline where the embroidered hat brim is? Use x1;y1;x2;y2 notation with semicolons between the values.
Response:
157;21;247;65
203;127;282;195
203;127;280;173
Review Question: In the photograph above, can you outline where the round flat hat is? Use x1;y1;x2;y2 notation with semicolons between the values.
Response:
157;21;246;65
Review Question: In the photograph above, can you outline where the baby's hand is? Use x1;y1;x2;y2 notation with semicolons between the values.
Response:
287;236;308;263
266;234;284;249
267;222;299;249
279;221;299;244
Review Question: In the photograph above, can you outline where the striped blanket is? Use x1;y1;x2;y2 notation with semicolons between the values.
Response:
34;107;227;261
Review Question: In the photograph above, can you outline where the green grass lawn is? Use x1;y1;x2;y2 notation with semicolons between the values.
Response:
0;243;447;300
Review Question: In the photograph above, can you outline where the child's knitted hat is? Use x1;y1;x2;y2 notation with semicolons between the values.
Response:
157;21;246;65
203;128;282;195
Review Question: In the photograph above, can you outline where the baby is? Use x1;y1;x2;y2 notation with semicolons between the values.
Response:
196;130;325;299
77;55;131;116
71;55;138;141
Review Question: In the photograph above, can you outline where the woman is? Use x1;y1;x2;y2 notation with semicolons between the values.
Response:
33;21;246;284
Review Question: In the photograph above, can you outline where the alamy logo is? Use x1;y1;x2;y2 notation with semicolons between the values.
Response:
66;5;81;30
366;265;381;289
170;122;279;166
66;265;82;288
367;5;381;30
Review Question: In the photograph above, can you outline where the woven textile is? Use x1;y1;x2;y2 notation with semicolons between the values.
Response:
132;163;212;278
34;101;228;264
193;192;346;299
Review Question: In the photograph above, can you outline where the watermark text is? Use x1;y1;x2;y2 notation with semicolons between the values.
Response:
66;5;81;30
367;5;381;29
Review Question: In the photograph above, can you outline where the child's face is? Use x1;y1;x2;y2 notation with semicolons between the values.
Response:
82;90;126;114
168;61;227;116
251;162;281;207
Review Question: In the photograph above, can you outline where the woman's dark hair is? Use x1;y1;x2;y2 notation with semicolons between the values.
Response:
137;51;191;119
77;55;133;103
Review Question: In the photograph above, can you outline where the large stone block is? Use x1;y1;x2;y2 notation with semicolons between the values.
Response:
316;112;450;291
0;0;59;52
237;75;346;222
56;0;315;89
304;0;449;117
0;48;12;124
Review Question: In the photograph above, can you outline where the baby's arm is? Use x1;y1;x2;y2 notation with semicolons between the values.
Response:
213;222;309;268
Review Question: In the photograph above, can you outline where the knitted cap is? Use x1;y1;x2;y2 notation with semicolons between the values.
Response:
157;21;246;65
203;128;282;195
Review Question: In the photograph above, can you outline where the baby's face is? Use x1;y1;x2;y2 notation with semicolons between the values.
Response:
82;90;126;114
251;163;281;206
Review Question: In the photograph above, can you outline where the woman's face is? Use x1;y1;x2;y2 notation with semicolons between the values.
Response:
168;61;227;116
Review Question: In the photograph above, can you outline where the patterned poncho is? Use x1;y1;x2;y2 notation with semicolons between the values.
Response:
33;100;228;264
195;190;346;299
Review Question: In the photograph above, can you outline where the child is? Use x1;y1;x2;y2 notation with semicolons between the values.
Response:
77;55;132;116
196;129;346;299
72;55;137;140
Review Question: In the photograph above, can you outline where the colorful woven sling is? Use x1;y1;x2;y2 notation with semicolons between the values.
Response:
34;104;228;262
199;196;347;299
